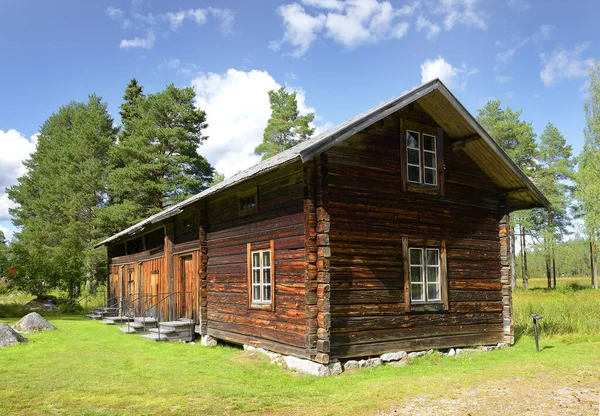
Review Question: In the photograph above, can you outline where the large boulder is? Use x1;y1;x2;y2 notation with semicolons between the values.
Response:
23;298;59;312
12;312;56;334
0;323;28;348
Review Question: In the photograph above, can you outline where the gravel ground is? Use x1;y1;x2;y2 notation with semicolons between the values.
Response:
378;377;599;416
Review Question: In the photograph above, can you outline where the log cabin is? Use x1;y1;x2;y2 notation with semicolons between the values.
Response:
95;78;549;364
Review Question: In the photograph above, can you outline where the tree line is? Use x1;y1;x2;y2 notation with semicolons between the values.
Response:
2;63;600;299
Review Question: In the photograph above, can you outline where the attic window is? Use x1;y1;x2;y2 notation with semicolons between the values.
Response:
406;130;437;186
239;188;258;216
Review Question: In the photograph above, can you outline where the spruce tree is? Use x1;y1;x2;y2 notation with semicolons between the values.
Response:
8;96;116;298
102;81;213;233
254;87;315;160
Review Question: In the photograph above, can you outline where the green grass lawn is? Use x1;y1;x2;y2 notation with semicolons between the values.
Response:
1;288;600;415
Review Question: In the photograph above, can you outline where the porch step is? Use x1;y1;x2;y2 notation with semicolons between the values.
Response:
160;319;194;327
134;317;157;324
101;316;133;325
148;326;177;334
141;332;192;342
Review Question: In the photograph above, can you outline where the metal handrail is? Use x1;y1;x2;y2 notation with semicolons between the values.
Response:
139;291;195;341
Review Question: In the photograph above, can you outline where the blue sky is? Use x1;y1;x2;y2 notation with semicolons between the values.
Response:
0;0;598;239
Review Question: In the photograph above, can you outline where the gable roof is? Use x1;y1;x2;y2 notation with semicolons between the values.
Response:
95;78;549;248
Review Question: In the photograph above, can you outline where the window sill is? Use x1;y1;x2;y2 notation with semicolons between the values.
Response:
406;183;440;195
249;303;273;311
408;302;445;313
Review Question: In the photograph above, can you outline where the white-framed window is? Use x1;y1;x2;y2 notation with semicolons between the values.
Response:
251;249;272;305
409;247;441;303
406;130;438;186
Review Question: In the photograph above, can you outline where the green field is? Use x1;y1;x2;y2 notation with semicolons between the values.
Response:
1;287;599;415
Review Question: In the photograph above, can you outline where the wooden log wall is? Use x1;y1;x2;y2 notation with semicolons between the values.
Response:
499;214;514;345
205;161;310;358
303;161;318;354
326;109;507;359
314;154;331;364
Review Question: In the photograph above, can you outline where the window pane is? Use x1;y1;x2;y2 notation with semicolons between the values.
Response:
263;269;271;285
252;252;260;267
253;285;260;301
263;284;271;302
410;266;422;283
262;251;270;266
424;152;436;168
426;249;439;265
424;135;436;151
410;248;422;265
424;168;436;185
411;283;424;301
408;166;420;182
427;283;440;301
427;266;439;283
407;131;419;149
408;148;420;165
253;269;260;284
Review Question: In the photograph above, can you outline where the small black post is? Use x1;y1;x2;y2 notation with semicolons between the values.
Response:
530;313;543;352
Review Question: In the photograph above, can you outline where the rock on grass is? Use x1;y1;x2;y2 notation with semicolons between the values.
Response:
12;312;57;334
0;323;28;348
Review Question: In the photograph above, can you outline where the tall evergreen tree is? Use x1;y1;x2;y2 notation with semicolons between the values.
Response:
577;61;600;289
254;87;315;160
477;99;538;289
7;96;116;298
102;81;213;233
534;123;574;288
0;230;8;276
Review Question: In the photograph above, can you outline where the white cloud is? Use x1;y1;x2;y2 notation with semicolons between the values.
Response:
496;37;529;64
495;75;513;84
540;43;594;87
209;8;235;34
0;130;37;225
420;57;478;91
436;0;487;31
271;0;414;56
0;224;13;242
119;31;156;50
273;0;487;56
191;69;324;178
416;15;441;40
108;5;234;50
106;6;124;20
270;3;326;57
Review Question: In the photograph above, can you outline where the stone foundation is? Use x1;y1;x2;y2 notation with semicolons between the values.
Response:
244;343;507;376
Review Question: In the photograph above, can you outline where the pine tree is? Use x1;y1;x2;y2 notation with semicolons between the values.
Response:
577;61;600;289
535;123;574;288
102;81;213;233
7;96;116;298
477;100;538;289
0;230;8;276
254;87;315;160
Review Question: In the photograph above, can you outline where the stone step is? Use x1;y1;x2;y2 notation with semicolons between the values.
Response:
159;320;194;328
85;313;103;320
118;327;139;334
101;316;133;324
149;326;177;334
141;332;192;342
134;317;157;324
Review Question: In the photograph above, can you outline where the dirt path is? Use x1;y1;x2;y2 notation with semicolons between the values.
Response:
378;377;599;416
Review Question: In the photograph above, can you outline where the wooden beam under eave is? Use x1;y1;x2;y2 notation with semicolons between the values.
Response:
452;134;480;151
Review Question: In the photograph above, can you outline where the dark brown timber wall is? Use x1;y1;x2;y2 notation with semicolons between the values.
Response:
326;108;508;359
205;161;309;358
